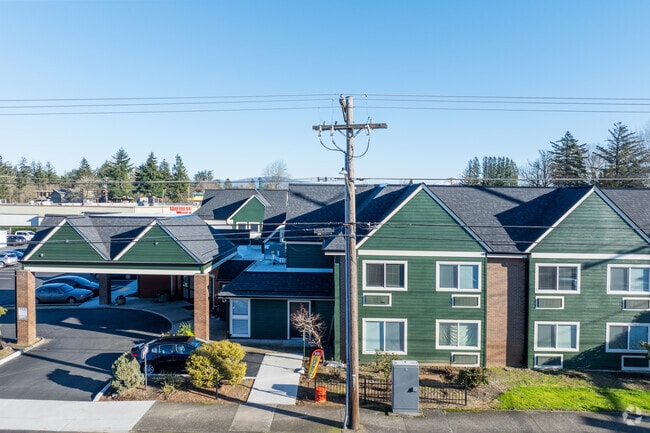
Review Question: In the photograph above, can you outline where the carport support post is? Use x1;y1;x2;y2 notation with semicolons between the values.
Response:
98;274;112;305
15;270;36;346
193;274;210;340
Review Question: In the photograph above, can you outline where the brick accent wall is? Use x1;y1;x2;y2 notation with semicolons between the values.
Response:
486;258;527;367
15;270;36;345
193;274;210;340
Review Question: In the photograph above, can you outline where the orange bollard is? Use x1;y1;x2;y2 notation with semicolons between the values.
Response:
315;385;326;403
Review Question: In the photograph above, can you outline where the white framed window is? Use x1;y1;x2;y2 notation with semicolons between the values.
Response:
451;352;480;366
362;293;392;307
235;222;247;230
606;323;650;352
535;296;564;310
363;260;407;291
535;264;580;293
437;262;481;291
622;298;650;311
230;299;250;338
534;322;579;352
362;319;407;355
451;294;481;308
607;265;650;293
621;356;650;371
534;354;563;369
436;320;481;350
249;223;261;233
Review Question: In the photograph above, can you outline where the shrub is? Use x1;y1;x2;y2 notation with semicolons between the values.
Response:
111;353;144;394
456;367;489;389
372;350;401;382
187;341;246;388
176;322;194;336
158;373;182;399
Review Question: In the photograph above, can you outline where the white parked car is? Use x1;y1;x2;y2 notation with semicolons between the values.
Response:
0;252;19;267
15;230;35;241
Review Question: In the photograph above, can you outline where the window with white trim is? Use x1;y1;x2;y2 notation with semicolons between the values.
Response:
534;354;563;369
534;322;579;351
536;264;580;293
363;261;407;291
437;262;480;291
362;293;392;307
362;319;407;354
230;299;250;338
436;320;480;350
606;323;650;352
608;265;650;293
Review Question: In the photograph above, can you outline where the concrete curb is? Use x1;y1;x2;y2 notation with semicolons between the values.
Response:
0;336;47;367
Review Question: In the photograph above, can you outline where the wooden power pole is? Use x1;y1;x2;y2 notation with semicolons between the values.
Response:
313;95;387;430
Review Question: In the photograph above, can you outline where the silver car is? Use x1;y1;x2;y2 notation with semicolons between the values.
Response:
0;252;19;267
35;283;93;304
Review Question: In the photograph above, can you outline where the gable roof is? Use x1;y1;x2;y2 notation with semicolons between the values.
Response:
196;188;287;234
600;188;650;238
23;213;237;271
429;185;592;253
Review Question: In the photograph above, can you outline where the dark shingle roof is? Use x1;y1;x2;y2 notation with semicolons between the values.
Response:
219;271;334;299
195;188;287;235
26;213;236;265
429;186;592;253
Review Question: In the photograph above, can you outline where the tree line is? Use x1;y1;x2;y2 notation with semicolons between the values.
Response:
462;122;650;187
0;147;291;203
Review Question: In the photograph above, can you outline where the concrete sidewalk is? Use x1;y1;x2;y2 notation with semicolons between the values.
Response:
1;399;646;433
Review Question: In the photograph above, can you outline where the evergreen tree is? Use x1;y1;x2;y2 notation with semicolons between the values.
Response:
0;156;15;201
461;157;481;186
482;156;518;186
14;158;35;201
549;131;588;186
105;148;134;201
73;158;94;180
594;122;650;187
134;152;161;198
168;154;190;202
158;159;172;201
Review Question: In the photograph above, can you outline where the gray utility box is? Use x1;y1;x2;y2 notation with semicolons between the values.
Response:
391;360;419;414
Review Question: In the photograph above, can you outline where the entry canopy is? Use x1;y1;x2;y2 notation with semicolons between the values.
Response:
22;214;237;276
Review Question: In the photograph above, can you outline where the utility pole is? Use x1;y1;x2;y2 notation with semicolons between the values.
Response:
313;95;386;430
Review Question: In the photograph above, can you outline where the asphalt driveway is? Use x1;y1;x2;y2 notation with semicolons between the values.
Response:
0;308;169;401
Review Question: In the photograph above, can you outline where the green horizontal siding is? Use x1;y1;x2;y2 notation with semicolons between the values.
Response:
531;193;650;255
27;224;104;262
231;197;265;226
360;189;485;253
529;259;650;370
357;255;486;364
250;299;287;339
286;244;333;268
119;225;196;264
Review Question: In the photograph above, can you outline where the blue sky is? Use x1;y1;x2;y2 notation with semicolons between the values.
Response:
2;0;650;184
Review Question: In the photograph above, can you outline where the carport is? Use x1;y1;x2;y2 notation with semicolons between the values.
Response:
15;213;237;345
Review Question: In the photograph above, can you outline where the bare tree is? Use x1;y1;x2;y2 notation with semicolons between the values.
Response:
290;306;326;349
262;160;290;189
520;150;553;186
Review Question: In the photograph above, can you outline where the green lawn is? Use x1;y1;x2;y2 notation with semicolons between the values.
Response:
491;369;650;411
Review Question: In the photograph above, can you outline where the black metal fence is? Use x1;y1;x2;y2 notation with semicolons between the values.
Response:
303;377;467;406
